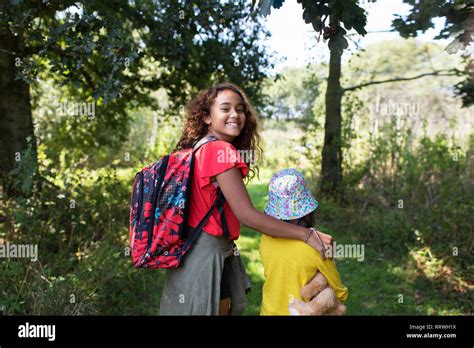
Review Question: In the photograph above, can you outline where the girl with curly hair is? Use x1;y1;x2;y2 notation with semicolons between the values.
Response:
159;82;333;316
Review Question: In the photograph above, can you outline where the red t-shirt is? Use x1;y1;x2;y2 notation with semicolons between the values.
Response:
188;140;249;240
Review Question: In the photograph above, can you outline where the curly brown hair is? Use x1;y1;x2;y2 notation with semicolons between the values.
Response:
174;82;262;181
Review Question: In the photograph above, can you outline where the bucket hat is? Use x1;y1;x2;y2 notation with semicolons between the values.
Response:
264;168;318;220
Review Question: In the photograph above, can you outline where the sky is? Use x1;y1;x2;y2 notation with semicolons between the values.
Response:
261;0;453;73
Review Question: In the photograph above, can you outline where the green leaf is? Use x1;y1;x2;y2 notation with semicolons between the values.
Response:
311;19;323;32
328;34;348;53
259;0;273;17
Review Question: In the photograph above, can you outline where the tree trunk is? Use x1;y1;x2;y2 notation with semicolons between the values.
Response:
321;44;343;195
0;27;35;196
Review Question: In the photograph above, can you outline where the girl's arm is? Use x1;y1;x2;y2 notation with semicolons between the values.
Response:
215;167;332;258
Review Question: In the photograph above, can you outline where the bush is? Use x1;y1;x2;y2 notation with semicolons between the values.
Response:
338;131;473;268
0;145;166;314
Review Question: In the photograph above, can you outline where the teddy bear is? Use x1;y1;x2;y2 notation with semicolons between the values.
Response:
288;271;346;315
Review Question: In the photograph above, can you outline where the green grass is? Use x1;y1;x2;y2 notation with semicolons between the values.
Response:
235;171;473;315
235;170;268;315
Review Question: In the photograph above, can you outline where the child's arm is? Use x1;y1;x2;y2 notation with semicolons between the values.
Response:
216;167;331;258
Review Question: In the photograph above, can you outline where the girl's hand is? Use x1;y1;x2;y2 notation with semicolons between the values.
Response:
315;230;333;246
307;229;334;260
306;231;326;259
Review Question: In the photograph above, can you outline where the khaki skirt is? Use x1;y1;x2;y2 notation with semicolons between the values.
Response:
159;231;251;315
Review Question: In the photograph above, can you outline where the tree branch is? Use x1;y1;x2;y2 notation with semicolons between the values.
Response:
346;29;395;37
0;48;17;56
342;69;462;93
81;69;95;90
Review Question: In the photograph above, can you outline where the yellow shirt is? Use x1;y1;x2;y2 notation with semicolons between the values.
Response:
259;234;348;315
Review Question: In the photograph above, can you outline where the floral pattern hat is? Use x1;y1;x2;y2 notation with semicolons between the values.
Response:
264;168;318;220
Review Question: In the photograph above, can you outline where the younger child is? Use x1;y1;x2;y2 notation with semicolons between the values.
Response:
259;168;348;315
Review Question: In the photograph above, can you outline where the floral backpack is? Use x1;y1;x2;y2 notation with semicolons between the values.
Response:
129;136;229;268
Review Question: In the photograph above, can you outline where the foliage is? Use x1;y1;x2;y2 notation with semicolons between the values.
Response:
392;0;474;54
0;141;166;314
259;120;310;171
342;130;473;259
261;65;323;123
455;61;474;107
299;39;473;277
257;0;368;53
1;0;275;166
391;0;474;107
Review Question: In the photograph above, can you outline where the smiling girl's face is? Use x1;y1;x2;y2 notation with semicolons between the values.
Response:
204;89;246;142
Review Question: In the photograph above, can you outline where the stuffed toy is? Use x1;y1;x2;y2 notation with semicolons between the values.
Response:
288;272;346;315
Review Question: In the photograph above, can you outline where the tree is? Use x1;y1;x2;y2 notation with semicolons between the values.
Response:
0;0;274;195
256;0;367;194
256;0;470;194
392;0;474;107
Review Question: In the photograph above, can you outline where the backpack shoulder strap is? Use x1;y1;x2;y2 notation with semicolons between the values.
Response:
192;135;218;152
189;135;230;239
